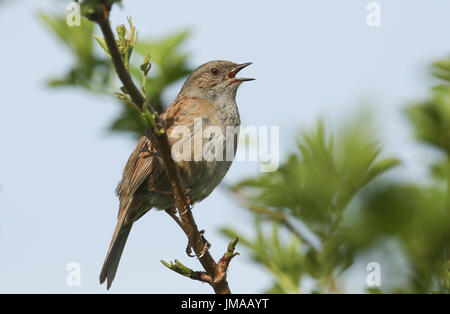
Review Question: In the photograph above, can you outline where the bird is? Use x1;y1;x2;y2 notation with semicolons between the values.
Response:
100;60;254;289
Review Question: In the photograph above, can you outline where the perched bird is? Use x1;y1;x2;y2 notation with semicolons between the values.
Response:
100;60;253;289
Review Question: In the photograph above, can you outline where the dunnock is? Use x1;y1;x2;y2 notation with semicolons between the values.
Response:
100;60;253;289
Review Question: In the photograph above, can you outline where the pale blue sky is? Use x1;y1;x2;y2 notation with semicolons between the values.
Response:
0;0;449;293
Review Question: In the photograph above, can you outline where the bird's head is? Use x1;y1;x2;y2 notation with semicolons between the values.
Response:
179;60;254;101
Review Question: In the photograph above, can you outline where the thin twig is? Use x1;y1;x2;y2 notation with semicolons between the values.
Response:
161;259;213;284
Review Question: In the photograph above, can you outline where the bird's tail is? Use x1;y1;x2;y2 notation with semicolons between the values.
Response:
99;213;132;290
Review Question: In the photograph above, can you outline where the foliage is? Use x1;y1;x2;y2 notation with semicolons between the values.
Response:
39;14;112;92
40;12;192;137
222;59;450;293
407;60;450;153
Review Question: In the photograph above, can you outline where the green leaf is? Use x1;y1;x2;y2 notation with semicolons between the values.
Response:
364;158;400;185
140;54;151;75
94;35;111;57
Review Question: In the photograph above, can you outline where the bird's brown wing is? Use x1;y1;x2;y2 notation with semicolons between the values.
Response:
163;96;217;130
116;134;162;219
116;97;217;218
164;97;218;168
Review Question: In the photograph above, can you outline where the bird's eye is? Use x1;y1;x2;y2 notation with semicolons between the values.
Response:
210;68;219;75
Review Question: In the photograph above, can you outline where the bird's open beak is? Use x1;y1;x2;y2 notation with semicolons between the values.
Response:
227;62;255;82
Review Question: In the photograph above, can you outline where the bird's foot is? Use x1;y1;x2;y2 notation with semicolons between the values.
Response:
185;229;211;258
185;239;195;257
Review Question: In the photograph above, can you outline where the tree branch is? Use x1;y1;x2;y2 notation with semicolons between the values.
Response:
161;237;239;289
86;2;236;294
161;259;213;284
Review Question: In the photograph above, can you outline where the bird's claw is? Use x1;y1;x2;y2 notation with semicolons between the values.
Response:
185;229;211;258
185;236;195;257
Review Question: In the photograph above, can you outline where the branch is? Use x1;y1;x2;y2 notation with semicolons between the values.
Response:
86;2;236;294
161;260;213;284
218;237;240;275
161;237;239;288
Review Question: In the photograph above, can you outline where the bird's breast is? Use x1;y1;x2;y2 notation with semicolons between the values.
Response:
184;100;240;203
